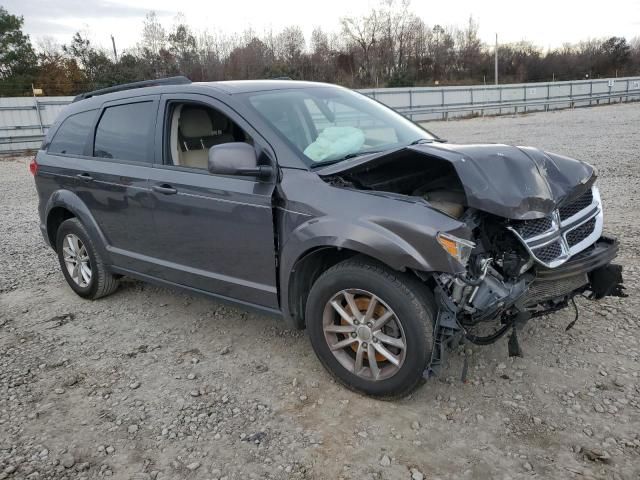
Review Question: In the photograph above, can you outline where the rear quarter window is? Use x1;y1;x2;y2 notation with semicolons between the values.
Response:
94;101;155;162
48;110;97;155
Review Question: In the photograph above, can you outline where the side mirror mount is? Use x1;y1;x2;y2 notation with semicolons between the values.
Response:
208;142;273;179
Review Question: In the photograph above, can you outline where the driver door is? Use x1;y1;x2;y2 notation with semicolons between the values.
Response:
147;93;279;310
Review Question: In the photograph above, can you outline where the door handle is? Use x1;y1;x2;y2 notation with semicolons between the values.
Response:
76;173;93;182
152;184;178;195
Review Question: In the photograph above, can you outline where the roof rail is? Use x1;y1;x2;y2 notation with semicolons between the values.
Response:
73;76;192;102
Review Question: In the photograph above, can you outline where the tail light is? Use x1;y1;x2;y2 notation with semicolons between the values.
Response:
29;157;38;176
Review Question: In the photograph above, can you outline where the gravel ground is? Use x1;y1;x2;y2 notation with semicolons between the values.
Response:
1;102;639;480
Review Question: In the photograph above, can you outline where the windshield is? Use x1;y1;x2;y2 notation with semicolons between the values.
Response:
245;86;435;166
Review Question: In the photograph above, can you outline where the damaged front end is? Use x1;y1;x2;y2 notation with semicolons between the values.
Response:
317;142;626;375
430;182;625;372
431;231;624;374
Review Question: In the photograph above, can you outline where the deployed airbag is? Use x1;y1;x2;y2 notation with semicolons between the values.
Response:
304;127;365;162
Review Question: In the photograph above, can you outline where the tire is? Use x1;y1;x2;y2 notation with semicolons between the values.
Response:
305;257;436;399
55;218;118;299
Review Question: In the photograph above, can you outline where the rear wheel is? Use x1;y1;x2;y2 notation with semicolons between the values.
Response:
306;258;436;399
55;218;118;299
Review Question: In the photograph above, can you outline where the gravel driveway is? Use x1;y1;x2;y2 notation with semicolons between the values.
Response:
1;103;639;480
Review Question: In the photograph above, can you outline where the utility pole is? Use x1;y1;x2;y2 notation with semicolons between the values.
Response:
31;84;44;134
494;33;499;85
111;35;118;62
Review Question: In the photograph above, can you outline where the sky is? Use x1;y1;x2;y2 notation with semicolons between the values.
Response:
5;0;640;53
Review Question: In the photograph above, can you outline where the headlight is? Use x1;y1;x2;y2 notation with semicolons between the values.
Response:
436;232;475;265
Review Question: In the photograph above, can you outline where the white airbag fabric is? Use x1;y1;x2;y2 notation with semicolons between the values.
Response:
303;127;365;162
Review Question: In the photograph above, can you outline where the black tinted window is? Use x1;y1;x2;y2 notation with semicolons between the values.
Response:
48;110;97;155
94;102;154;162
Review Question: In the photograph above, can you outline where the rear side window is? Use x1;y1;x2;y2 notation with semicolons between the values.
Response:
48;110;97;155
94;102;155;162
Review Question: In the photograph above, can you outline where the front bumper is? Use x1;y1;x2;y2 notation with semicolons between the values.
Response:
523;236;621;307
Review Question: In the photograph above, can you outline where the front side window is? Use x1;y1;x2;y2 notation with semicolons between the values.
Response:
48;110;97;155
245;87;434;166
94;102;155;162
165;102;252;170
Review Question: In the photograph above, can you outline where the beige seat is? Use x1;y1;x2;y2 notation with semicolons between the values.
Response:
177;108;236;169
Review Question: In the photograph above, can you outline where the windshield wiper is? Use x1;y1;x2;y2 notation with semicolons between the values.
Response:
310;150;382;169
409;137;447;145
342;150;382;160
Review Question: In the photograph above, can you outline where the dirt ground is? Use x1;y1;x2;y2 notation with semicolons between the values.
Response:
1;103;639;480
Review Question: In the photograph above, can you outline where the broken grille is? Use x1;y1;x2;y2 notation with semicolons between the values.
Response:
507;186;601;268
559;189;594;221
532;241;563;263
511;216;553;239
523;272;589;306
566;218;597;247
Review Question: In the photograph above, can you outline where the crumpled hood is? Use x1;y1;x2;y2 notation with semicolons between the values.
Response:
317;143;596;220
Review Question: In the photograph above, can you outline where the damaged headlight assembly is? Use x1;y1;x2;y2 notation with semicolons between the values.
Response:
436;232;475;266
435;228;530;325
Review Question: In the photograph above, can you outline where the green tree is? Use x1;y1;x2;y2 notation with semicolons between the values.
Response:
600;36;631;74
63;33;106;85
168;22;199;78
36;52;86;95
0;6;37;95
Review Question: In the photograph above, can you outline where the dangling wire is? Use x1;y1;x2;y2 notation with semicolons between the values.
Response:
465;322;511;345
565;297;580;331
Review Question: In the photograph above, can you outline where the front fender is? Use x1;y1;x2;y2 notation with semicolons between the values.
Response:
45;189;111;263
282;215;452;275
278;212;469;325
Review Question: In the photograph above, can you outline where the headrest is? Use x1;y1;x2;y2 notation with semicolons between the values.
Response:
179;109;213;137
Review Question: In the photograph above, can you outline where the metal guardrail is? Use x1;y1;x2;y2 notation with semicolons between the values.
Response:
0;96;74;153
0;134;49;146
360;76;640;121
0;100;71;111
397;90;640;119
1;77;640;153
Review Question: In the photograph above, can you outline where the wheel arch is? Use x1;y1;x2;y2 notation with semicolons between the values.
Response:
278;214;459;329
284;245;435;330
286;246;355;329
46;206;75;250
44;190;111;262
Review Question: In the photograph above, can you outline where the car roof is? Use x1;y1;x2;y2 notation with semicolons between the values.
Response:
69;80;342;113
201;80;334;94
63;79;339;117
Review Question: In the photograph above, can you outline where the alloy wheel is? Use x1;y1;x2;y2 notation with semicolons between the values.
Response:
322;288;406;381
62;233;92;288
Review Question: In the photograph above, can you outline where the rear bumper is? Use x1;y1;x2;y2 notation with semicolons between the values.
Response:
523;236;620;307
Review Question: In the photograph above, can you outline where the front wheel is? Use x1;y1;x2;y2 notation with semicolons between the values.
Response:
305;258;436;399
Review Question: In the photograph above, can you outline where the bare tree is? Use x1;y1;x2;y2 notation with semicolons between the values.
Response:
140;12;166;56
379;0;415;77
276;26;305;69
455;17;482;79
341;9;382;85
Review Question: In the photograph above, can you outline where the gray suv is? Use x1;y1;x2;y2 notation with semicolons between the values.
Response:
32;77;624;398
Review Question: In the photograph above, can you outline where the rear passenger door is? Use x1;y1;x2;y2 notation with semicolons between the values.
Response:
76;96;158;273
